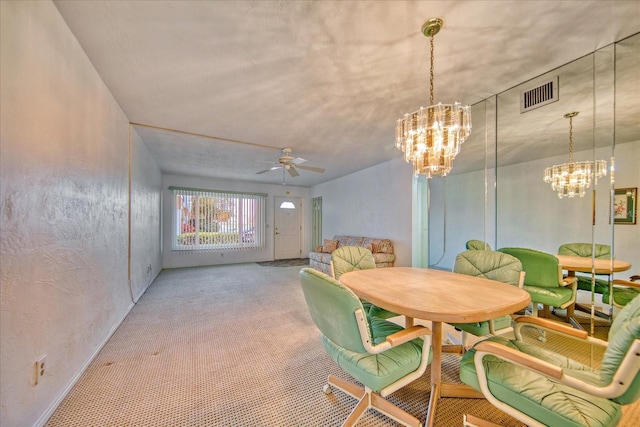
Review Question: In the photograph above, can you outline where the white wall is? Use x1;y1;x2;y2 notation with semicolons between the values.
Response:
309;157;414;267
131;129;163;301
162;174;310;268
0;2;162;426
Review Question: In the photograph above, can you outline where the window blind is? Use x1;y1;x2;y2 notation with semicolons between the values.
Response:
172;187;266;252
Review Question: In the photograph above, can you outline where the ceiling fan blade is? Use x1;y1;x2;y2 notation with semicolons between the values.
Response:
287;165;299;177
256;165;281;174
295;164;325;173
290;157;307;165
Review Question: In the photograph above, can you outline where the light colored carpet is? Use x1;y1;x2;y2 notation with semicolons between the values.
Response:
46;263;638;426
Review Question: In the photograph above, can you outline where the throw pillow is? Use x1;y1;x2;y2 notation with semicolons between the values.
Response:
371;239;393;254
315;245;323;253
323;239;339;253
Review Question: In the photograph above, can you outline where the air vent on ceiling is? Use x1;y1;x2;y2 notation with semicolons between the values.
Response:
520;76;559;113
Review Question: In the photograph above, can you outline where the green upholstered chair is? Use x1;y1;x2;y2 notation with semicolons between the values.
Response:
330;246;397;320
466;240;492;251
499;247;578;323
299;268;432;427
459;293;640;427
448;250;525;349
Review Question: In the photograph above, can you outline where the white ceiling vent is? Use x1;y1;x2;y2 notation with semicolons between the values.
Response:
520;76;559;113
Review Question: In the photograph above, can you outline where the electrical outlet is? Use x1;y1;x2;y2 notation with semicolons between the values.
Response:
34;355;46;385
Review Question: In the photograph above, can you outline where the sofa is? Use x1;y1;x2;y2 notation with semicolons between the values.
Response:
309;235;396;276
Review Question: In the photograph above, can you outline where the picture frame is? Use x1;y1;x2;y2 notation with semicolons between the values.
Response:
614;187;637;224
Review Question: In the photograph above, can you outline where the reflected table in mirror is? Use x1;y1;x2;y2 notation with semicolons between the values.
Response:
339;267;531;427
556;254;632;323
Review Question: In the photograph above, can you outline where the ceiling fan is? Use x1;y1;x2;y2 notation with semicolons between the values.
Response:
256;147;325;177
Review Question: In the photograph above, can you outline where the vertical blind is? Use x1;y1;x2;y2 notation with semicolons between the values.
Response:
171;187;266;252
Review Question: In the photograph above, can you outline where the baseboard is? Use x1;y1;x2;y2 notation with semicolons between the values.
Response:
32;301;136;427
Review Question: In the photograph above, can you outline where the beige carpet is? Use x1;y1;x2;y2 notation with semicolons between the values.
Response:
46;263;638;426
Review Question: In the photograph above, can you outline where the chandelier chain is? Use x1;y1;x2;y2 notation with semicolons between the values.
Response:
429;34;434;106
568;115;574;163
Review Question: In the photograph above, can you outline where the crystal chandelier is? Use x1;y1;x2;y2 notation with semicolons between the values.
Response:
543;111;607;199
395;18;471;178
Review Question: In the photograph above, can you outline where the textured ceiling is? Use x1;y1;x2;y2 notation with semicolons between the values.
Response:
53;0;640;187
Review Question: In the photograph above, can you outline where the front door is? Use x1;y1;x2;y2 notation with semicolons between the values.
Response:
274;197;301;260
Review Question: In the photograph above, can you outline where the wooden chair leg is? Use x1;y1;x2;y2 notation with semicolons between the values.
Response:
371;393;421;427
463;414;503;427
326;374;421;427
544;305;552;318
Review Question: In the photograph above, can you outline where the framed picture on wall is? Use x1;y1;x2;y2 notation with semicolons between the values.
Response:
614;187;637;224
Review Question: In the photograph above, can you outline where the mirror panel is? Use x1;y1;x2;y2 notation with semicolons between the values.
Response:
428;98;496;269
428;32;638;336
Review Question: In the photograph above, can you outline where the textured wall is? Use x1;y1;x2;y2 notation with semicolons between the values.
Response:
0;2;160;426
309;157;414;267
130;129;162;301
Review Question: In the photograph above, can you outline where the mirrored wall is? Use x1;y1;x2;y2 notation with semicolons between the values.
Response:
428;32;639;335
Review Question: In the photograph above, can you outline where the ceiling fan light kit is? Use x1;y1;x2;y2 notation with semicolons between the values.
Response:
255;147;325;185
543;111;607;199
395;18;472;178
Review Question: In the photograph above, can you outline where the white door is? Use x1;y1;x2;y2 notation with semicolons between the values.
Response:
274;197;301;260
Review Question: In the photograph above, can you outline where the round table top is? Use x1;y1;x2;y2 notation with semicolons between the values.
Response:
339;267;531;324
555;254;631;274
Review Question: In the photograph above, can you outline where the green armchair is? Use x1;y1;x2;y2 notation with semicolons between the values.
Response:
499;247;578;323
330;246;397;320
448;250;525;349
460;293;640;427
299;268;432;427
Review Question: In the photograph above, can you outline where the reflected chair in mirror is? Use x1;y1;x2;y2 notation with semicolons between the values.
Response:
558;242;612;296
499;247;578;325
330;246;397;320
607;275;640;308
466;240;492;251
459;293;640;427
448;250;525;350
299;268;433;427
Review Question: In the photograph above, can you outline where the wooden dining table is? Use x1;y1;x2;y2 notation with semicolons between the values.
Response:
555;255;631;276
339;267;531;427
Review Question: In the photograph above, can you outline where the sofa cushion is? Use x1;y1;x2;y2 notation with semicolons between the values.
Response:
323;239;339;253
336;235;364;247
368;238;394;254
372;253;396;264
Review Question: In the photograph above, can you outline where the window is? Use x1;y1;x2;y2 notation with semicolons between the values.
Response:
171;187;266;251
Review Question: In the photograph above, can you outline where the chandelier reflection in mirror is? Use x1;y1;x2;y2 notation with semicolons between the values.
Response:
395;18;471;178
543;111;607;199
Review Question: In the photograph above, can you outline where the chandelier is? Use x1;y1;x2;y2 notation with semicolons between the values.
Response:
543;111;607;199
395;18;471;178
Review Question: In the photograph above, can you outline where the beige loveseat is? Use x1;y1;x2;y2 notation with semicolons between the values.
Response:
309;235;396;276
